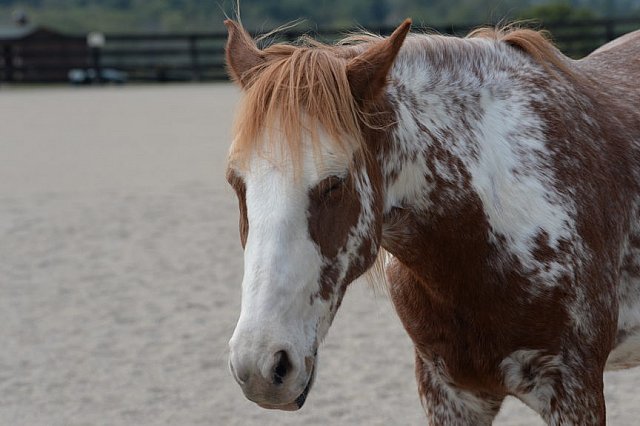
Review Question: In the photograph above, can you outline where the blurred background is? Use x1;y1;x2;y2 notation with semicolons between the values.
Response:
1;2;640;426
1;0;640;32
1;0;640;84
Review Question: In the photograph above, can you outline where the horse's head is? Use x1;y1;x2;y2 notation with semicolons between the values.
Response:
224;19;410;410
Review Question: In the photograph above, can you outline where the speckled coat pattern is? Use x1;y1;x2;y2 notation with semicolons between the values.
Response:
224;20;640;425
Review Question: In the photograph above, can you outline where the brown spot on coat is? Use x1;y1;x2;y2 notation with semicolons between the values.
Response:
226;169;249;248
307;174;361;260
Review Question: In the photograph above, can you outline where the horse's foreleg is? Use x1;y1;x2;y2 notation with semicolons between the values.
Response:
502;349;606;425
415;352;503;426
530;376;606;426
543;385;606;426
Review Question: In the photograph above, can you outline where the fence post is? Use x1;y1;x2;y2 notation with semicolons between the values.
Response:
189;35;201;81
605;19;615;42
87;32;105;84
91;47;103;83
2;44;13;83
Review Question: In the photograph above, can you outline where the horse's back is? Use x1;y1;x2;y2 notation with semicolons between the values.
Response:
575;30;640;105
588;30;640;58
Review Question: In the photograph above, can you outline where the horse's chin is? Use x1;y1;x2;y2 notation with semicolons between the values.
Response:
256;401;302;411
257;358;316;411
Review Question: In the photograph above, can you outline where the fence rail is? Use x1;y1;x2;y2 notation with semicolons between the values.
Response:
1;17;639;83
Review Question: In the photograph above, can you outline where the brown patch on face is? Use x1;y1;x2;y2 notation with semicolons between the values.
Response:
307;174;361;259
226;168;249;248
307;172;363;301
307;99;389;302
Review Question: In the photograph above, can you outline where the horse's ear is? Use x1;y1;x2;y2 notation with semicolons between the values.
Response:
224;19;266;88
346;19;411;103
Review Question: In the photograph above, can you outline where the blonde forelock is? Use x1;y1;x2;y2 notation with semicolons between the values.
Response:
229;41;367;175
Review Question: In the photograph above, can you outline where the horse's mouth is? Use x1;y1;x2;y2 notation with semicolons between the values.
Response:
293;361;315;408
257;353;317;411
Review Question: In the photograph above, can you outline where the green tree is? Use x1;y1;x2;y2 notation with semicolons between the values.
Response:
519;1;598;22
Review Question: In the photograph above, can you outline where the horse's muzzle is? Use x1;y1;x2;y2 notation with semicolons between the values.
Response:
230;348;317;411
257;360;316;411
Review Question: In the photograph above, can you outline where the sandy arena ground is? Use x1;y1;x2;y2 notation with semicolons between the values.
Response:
1;84;639;425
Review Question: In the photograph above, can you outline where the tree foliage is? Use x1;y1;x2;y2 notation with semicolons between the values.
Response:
519;1;598;22
0;0;638;33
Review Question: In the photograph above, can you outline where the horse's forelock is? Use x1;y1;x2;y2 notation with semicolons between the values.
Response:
228;40;369;176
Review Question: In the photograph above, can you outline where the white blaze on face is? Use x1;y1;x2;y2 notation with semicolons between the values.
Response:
228;127;357;406
233;154;322;370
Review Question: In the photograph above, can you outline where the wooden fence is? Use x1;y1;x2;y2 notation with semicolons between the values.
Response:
1;17;639;83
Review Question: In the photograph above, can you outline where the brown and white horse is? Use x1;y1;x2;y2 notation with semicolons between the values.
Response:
224;18;640;424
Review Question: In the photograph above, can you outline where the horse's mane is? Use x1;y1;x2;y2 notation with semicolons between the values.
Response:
228;25;575;172
468;26;575;78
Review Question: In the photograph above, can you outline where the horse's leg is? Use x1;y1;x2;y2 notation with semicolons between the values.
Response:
415;353;504;426
502;349;606;425
540;379;606;426
387;260;503;424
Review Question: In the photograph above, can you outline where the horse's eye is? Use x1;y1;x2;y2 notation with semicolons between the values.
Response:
322;176;345;196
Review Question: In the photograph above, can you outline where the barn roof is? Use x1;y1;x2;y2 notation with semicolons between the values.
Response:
0;25;74;41
0;24;36;40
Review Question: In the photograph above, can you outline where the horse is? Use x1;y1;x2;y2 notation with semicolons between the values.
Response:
224;17;640;424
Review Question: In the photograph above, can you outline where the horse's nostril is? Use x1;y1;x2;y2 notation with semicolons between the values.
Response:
273;350;292;385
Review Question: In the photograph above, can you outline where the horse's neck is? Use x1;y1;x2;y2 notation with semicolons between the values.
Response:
381;36;510;214
379;35;575;284
381;36;527;213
